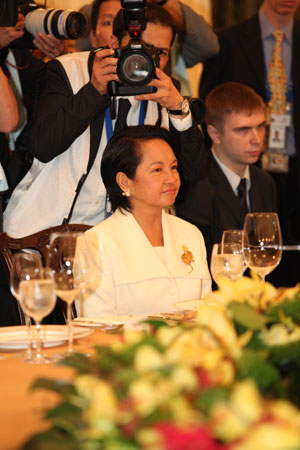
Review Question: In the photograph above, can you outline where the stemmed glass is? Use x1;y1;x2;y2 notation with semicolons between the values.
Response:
19;275;56;364
210;242;244;285
221;229;248;273
47;232;88;354
242;212;282;282
10;252;43;361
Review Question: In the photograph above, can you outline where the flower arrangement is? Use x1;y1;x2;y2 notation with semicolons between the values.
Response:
24;275;300;450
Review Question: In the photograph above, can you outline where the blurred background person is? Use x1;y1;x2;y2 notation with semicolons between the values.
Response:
0;11;69;192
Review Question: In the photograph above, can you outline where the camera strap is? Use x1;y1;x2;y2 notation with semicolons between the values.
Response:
105;100;146;141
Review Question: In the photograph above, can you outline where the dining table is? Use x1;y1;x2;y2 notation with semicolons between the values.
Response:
0;325;121;450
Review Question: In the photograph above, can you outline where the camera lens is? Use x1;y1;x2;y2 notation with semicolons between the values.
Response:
118;51;155;86
25;8;86;40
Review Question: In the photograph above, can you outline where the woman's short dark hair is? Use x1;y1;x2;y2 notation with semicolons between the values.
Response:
101;125;177;213
113;3;176;47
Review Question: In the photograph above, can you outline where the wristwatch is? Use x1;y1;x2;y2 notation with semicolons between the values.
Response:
168;98;190;115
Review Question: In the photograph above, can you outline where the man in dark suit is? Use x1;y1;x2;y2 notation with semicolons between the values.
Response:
199;0;300;244
176;82;277;263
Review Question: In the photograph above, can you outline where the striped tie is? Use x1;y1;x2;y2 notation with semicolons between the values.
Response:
267;30;287;114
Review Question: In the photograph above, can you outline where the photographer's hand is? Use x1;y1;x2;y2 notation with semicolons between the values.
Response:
33;32;67;59
0;15;24;48
91;48;119;96
135;68;187;117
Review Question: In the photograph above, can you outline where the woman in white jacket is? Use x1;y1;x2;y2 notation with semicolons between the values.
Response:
77;125;211;317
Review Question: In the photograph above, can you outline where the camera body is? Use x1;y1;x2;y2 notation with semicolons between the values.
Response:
107;0;159;97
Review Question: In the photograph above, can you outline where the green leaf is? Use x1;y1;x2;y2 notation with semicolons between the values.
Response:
269;340;300;368
228;302;269;330
236;349;282;393
195;387;230;415
58;352;94;373
31;378;76;398
45;401;83;425
22;428;79;450
266;296;300;324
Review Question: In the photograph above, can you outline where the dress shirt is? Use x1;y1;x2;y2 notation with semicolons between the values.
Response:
70;97;193;225
259;7;295;156
212;149;251;208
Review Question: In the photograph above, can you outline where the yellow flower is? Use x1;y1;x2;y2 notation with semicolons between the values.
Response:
262;324;300;346
196;303;251;356
232;423;300;450
134;345;164;373
165;328;206;366
129;378;161;416
181;244;194;273
171;364;198;392
203;274;278;310
210;380;263;441
156;326;182;348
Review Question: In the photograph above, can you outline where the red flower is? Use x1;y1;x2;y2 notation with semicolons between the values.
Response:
156;423;227;450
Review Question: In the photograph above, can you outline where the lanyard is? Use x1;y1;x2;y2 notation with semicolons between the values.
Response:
104;100;146;141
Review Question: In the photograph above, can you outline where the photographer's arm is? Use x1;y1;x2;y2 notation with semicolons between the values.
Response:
29;58;109;163
135;68;205;182
179;3;219;67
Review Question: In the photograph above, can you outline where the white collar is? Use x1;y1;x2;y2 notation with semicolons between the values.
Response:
212;149;251;195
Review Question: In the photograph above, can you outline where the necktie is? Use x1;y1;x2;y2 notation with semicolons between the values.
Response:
267;30;287;114
114;98;131;134
237;178;248;216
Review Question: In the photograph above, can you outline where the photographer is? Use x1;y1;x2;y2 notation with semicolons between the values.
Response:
4;1;205;238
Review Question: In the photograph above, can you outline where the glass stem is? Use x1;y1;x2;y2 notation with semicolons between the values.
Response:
67;303;73;353
25;313;32;358
35;320;42;361
258;273;266;283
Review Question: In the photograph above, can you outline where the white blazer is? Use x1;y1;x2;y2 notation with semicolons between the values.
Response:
76;209;211;317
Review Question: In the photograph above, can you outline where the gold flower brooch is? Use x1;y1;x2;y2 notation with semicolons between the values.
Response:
181;245;194;273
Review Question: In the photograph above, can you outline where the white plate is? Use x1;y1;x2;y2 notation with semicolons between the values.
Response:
0;325;94;351
148;310;196;321
74;315;147;327
174;299;202;311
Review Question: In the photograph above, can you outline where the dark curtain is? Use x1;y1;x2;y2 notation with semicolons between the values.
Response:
211;0;262;29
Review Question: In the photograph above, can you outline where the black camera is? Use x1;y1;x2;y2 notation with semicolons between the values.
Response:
107;0;159;96
0;0;18;27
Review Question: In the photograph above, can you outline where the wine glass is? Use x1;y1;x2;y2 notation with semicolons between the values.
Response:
242;212;282;282
210;242;244;285
47;232;88;354
221;229;248;273
19;276;56;364
10;252;43;361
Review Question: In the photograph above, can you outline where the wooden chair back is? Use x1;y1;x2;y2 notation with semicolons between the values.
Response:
0;224;91;324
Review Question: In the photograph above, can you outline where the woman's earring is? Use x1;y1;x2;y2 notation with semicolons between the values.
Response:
122;190;130;197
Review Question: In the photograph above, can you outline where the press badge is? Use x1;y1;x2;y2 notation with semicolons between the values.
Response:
262;111;291;173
